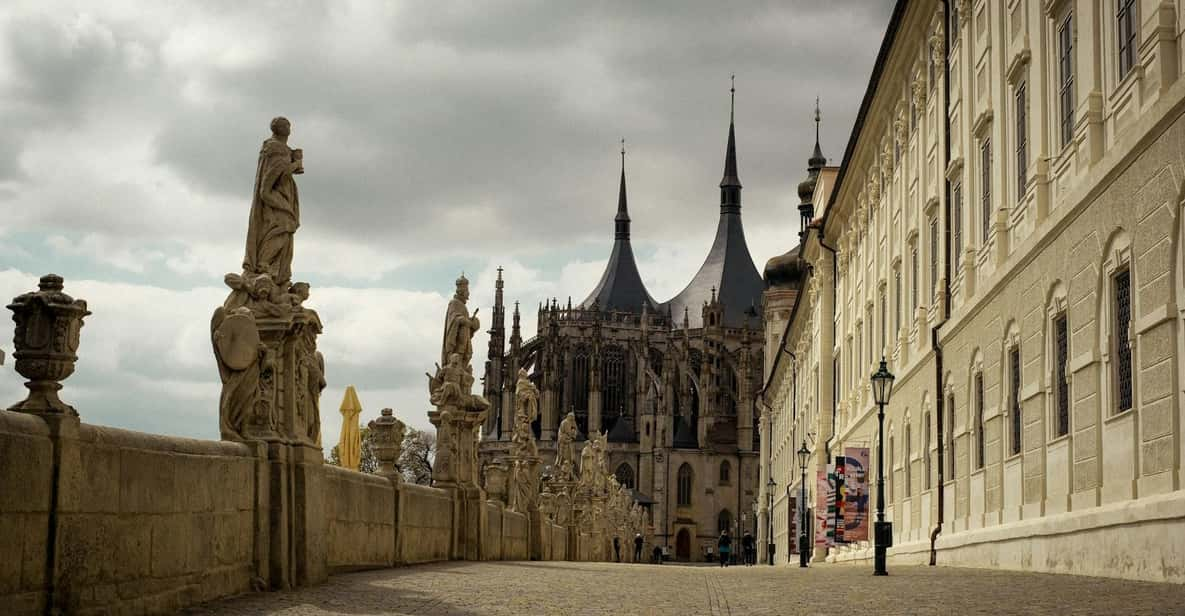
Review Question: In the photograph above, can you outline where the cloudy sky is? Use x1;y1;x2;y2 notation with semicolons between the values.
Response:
0;1;889;443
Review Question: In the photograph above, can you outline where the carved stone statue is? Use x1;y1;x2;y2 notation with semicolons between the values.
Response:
555;412;579;481
295;303;325;444
511;368;539;459
211;306;267;440
244;117;303;287
441;274;480;367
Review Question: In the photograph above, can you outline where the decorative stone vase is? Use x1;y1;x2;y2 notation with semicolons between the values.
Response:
367;407;405;478
7;274;90;415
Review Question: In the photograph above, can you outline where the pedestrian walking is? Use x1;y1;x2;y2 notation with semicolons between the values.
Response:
634;533;644;562
741;531;755;566
717;530;732;568
613;536;621;563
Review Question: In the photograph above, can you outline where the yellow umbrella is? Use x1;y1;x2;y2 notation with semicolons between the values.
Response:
338;385;363;471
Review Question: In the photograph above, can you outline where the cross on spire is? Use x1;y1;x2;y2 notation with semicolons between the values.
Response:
730;74;736;122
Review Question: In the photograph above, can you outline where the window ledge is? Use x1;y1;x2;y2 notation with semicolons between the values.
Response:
1046;433;1070;448
1104;407;1135;425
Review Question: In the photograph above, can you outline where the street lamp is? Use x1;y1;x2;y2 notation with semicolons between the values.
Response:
871;356;896;577
797;441;810;568
766;476;776;566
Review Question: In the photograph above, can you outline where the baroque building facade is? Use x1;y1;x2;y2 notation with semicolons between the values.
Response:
761;0;1185;581
482;95;766;562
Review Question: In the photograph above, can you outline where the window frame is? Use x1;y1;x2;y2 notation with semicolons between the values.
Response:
1057;11;1076;149
1015;80;1028;201
980;138;993;244
1113;268;1133;414
1116;0;1137;81
1009;346;1022;456
974;372;985;470
1053;312;1071;437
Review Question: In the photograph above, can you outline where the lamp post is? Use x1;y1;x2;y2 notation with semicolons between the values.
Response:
797;441;810;568
766;476;776;565
871;357;896;576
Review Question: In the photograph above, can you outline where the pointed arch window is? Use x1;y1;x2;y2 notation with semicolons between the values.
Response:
719;460;732;485
948;394;957;480
615;463;635;490
974;372;985;470
904;422;912;496
677;463;694;506
1114;268;1133;413
1009;347;1022;456
924;412;932;490
1053;313;1071;436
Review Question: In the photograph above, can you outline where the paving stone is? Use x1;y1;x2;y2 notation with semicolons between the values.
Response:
184;560;1185;615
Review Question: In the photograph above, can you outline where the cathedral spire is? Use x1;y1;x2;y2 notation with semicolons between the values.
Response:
720;76;742;214
615;138;630;240
578;144;658;313
809;96;827;171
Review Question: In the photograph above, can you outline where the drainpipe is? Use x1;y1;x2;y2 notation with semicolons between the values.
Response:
931;0;953;567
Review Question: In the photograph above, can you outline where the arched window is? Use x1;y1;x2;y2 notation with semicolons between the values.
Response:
570;345;591;434
974;372;985;470
904;422;912;496
615;463;635;490
718;509;733;534
1009;346;1022;456
923;412;932;491
948;394;957;480
602;345;630;427
719;460;731;485
677;464;694;506
1112;268;1133;414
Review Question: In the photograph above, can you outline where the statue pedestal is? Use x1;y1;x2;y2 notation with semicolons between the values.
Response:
429;404;488;560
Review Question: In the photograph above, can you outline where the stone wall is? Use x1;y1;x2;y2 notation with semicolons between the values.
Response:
0;411;52;614
395;483;452;564
0;414;264;616
549;523;567;561
501;510;529;561
323;465;396;572
483;501;503;560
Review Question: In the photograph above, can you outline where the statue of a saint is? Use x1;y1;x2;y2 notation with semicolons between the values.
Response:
244;117;303;287
441;274;480;366
555;412;579;480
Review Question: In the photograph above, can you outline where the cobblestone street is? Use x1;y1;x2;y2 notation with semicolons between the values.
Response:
186;561;1185;615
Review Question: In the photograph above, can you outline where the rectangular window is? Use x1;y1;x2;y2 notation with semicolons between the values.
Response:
975;373;985;470
980;138;992;243
910;96;917;129
949;3;959;41
1058;13;1075;148
1015;82;1028;200
1117;0;1137;79
867;307;874;363
930;219;939;300
924;413;932;490
911;245;919;313
1054;313;1070;437
952;182;963;271
1114;269;1133;413
1009;347;1022;456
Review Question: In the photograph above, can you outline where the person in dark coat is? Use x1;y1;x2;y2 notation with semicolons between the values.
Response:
613;536;621;562
717;530;732;567
634;533;644;562
741;531;755;566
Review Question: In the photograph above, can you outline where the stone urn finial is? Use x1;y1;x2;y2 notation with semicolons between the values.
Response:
368;407;406;478
7;274;91;416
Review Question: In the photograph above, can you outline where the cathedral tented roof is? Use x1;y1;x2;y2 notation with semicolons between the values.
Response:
661;92;763;329
580;151;659;313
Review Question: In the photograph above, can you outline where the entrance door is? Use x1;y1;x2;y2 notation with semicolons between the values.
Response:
675;529;691;561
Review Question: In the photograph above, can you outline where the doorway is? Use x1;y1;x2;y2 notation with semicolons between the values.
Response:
675;529;691;561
